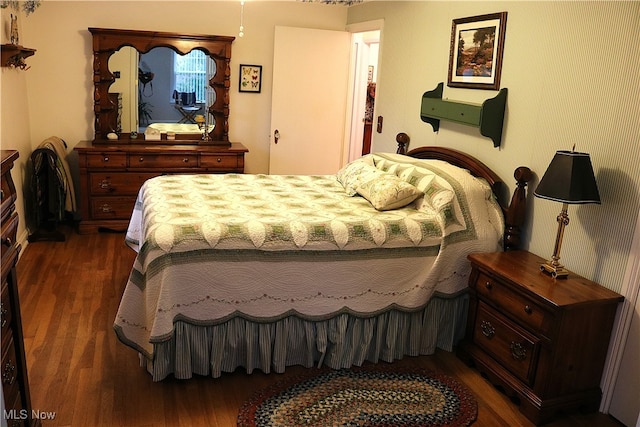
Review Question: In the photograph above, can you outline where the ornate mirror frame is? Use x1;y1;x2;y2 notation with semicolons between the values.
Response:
89;27;234;145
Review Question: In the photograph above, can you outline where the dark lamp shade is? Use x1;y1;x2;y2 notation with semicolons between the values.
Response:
534;150;601;204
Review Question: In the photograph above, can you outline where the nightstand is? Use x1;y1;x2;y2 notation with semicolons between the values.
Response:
457;250;623;425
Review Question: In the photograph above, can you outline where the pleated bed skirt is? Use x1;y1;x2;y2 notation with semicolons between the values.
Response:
140;291;469;381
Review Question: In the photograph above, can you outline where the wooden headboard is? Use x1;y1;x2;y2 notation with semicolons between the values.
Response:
396;135;531;251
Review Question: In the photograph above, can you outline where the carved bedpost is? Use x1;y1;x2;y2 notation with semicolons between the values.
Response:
504;166;533;251
396;132;410;154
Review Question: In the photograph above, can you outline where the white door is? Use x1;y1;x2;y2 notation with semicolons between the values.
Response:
608;211;640;426
269;26;351;175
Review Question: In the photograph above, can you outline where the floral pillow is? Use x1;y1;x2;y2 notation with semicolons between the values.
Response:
355;168;423;211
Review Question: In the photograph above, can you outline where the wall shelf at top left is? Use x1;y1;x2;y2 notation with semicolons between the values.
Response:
1;44;36;68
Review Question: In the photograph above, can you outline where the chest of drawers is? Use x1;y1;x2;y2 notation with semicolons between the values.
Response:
74;141;248;233
1;150;39;426
458;250;623;425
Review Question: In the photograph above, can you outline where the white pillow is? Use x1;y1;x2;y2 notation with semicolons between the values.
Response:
336;156;376;196
355;168;423;211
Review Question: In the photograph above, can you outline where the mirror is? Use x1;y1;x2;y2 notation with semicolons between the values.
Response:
90;27;234;145
109;47;217;135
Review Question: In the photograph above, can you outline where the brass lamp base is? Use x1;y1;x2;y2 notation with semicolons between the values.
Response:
540;262;569;279
540;202;571;280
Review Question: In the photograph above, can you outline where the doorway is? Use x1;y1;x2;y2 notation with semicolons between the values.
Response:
345;22;382;164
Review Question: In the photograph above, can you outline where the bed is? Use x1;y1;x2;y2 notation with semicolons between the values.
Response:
114;143;530;381
144;123;214;141
146;123;212;135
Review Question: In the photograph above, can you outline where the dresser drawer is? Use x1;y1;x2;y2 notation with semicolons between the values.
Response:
2;333;25;426
90;197;136;220
473;302;540;386
1;282;13;342
86;153;127;168
1;212;18;252
474;271;548;335
2;331;19;393
89;172;157;195
200;154;240;170
129;153;198;168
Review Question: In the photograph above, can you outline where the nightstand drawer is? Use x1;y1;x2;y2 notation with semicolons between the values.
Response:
474;302;540;386
474;271;548;334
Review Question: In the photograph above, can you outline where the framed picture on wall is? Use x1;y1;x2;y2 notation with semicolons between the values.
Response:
239;64;262;93
447;12;507;90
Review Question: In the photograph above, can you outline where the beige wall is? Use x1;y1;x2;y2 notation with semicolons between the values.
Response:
1;0;347;245
1;1;639;296
349;1;640;294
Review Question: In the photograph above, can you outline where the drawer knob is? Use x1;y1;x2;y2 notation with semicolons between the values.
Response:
485;281;493;290
0;302;6;327
103;156;109;162
510;342;527;360
217;157;222;163
480;320;495;338
183;158;189;163
524;305;533;314
2;360;16;385
99;179;112;190
139;157;144;162
2;237;11;246
100;204;112;213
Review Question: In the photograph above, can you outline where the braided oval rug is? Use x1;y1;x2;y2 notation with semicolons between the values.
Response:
237;365;477;427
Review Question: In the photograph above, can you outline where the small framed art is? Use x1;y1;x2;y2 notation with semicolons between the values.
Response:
447;12;507;90
239;64;262;93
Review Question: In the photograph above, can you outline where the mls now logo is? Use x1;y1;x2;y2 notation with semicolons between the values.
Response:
4;409;57;421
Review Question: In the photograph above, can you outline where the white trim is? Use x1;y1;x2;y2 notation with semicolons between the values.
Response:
346;19;385;34
344;20;384;164
600;210;640;412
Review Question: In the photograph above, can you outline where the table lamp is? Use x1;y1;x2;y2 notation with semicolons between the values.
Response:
534;150;601;278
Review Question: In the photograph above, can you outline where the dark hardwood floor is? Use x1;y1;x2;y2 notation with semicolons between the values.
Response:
15;225;624;426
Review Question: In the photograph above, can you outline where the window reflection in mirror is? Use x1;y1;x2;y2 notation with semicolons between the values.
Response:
108;47;217;134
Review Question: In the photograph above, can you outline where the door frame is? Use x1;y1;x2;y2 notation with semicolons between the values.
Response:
600;210;640;421
344;20;384;165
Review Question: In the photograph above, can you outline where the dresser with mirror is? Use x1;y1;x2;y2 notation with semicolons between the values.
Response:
75;28;248;234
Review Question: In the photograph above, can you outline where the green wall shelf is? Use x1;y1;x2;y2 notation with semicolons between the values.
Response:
420;82;507;148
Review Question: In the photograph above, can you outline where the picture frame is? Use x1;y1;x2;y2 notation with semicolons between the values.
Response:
239;64;262;93
447;12;507;90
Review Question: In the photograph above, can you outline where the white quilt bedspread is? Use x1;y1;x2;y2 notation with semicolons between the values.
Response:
114;154;504;358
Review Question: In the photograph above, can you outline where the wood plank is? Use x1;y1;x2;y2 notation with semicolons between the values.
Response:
16;225;623;426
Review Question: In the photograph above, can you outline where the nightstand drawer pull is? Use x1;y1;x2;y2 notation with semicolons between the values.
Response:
481;320;495;338
524;305;532;314
103;156;109;162
510;342;527;360
485;281;493;290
